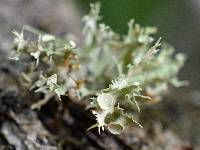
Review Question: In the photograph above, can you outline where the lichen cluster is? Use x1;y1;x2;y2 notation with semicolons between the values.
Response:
11;3;186;134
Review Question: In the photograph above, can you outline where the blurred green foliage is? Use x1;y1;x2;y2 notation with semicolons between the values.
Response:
77;0;186;42
80;0;159;34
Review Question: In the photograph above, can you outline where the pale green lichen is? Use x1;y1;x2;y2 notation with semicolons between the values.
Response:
11;27;79;109
84;3;186;134
10;2;186;134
